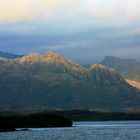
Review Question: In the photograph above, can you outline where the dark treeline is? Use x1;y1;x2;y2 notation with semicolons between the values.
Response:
38;110;140;121
1;110;140;121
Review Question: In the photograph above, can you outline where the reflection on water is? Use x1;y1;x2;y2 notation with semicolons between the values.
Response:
0;121;140;140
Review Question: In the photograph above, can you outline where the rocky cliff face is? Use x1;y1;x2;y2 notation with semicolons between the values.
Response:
0;52;140;112
101;56;140;81
126;79;140;90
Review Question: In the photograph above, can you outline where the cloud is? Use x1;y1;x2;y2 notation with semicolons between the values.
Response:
0;0;140;63
0;0;81;23
0;1;31;23
0;0;140;25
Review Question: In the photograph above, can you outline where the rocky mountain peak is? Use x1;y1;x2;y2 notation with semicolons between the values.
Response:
90;64;115;73
44;51;85;71
90;64;106;69
19;53;42;64
102;56;139;65
46;51;62;58
101;56;140;81
45;51;67;63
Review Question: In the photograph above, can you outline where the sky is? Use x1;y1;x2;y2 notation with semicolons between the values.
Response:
0;0;140;63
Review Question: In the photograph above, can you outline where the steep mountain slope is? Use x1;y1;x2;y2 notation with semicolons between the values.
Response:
0;51;22;59
126;79;140;90
0;52;140;112
101;56;140;81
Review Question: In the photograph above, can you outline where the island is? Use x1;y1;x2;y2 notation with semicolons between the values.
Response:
0;113;72;132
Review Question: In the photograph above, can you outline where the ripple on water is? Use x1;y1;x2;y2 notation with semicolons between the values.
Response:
0;121;140;140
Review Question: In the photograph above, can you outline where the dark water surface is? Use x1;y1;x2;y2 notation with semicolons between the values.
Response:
0;121;140;140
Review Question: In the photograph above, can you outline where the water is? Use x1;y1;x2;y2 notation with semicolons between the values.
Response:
0;121;140;140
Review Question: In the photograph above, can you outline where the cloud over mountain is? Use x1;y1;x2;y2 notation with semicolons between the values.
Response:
0;0;140;63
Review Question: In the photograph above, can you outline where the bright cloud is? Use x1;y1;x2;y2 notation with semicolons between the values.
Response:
0;1;31;23
0;0;140;24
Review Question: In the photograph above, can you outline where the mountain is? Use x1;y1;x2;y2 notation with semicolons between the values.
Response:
0;51;140;112
126;79;140;90
101;56;140;81
0;51;22;59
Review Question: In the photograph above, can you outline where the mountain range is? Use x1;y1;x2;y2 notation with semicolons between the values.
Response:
0;51;140;112
101;56;140;81
0;51;22;59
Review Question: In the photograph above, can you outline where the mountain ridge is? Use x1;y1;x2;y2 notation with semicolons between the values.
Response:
101;56;140;81
0;51;22;59
126;79;140;90
0;52;140;112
